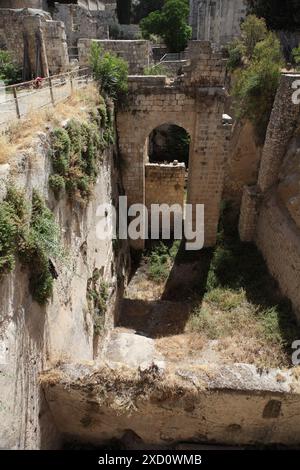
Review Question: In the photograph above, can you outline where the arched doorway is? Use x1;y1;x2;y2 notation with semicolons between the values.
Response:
148;124;190;168
145;124;191;238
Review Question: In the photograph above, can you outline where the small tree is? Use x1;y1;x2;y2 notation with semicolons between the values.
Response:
240;14;267;59
232;32;283;142
140;0;191;53
90;42;128;100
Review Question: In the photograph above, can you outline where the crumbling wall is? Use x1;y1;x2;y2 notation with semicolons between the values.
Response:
52;3;116;48
0;8;69;77
78;38;152;74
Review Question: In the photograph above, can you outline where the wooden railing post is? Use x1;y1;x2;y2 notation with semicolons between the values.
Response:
12;86;21;119
48;77;55;105
70;72;74;93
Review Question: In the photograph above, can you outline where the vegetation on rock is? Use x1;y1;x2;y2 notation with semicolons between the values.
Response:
87;268;109;335
49;102;114;203
228;15;283;142
0;187;61;304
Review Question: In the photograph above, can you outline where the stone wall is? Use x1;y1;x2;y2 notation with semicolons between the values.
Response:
41;362;300;448
0;8;69;77
145;163;186;231
0;0;43;7
239;73;300;321
189;0;247;45
223;120;262;205
53;3;116;48
78;38;152;74
255;193;300;320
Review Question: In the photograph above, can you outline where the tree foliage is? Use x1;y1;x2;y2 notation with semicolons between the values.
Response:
229;16;283;142
140;0;191;52
246;0;300;31
90;42;128;99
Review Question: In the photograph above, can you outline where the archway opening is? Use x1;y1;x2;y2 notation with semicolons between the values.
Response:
144;124;191;242
148;124;190;169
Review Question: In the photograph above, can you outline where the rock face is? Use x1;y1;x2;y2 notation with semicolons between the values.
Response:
0;121;128;449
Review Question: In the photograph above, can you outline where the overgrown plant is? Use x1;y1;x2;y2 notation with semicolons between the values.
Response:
0;187;61;304
228;15;283;142
87;268;109;335
90;42;128;100
49;105;114;203
0;51;22;85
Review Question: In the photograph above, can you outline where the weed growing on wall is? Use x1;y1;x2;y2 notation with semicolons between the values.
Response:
0;187;62;304
87;268;109;335
227;15;283;142
49;102;114;203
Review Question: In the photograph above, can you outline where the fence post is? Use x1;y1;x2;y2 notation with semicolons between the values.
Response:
70;72;74;93
48;77;55;105
12;86;21;119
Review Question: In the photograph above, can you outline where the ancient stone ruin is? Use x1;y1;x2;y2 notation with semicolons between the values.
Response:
0;0;300;454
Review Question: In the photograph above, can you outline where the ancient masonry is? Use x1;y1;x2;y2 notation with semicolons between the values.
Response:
239;73;300;320
78;38;152;73
189;0;247;45
0;8;69;76
117;41;230;249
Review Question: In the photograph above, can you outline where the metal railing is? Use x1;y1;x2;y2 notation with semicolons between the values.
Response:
159;52;186;63
0;67;91;130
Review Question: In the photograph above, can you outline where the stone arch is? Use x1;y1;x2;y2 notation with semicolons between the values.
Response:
116;52;229;249
147;122;191;168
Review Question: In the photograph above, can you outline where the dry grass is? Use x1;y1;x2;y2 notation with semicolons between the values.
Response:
186;287;295;368
0;133;16;164
0;84;102;163
40;362;200;414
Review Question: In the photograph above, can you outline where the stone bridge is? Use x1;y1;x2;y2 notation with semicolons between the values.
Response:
116;41;230;249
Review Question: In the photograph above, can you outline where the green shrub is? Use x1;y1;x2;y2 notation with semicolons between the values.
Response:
231;30;283;142
87;269;109;335
143;64;167;75
90;42;128;99
49;113;112;203
292;46;300;68
49;175;65;199
0;51;22;85
148;241;179;282
0;187;62;304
